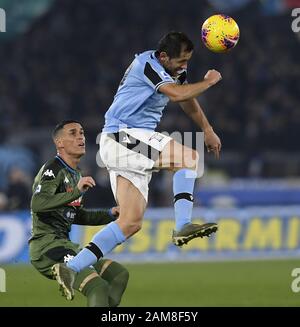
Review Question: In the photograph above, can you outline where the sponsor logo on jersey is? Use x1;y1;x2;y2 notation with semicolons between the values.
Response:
66;186;82;206
68;197;82;207
42;169;55;178
65;210;76;220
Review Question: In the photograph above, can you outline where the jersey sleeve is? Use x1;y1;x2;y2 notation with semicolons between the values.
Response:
31;161;82;213
74;208;116;226
143;61;175;92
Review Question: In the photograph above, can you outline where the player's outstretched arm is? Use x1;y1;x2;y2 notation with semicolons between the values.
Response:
31;180;82;212
159;69;222;102
74;206;120;226
180;98;222;159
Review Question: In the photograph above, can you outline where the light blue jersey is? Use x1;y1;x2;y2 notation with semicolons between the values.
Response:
102;50;187;133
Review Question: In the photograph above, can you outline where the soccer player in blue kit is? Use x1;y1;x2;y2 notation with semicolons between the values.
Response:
53;32;222;299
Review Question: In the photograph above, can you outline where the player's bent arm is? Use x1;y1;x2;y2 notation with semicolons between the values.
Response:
31;181;82;212
179;98;213;132
74;208;116;226
159;81;210;102
159;69;222;102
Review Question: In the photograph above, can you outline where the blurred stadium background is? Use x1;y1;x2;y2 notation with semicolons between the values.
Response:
1;0;300;306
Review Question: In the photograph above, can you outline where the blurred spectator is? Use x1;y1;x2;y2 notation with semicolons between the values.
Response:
0;0;299;207
0;192;8;210
83;169;116;208
0;0;298;160
6;167;31;210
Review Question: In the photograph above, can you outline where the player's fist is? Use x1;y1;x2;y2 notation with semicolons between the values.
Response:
77;176;96;193
204;69;222;86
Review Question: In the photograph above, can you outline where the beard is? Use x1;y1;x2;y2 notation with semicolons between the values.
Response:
165;66;185;78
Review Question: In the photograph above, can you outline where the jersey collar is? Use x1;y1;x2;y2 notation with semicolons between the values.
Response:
55;155;78;175
150;50;160;63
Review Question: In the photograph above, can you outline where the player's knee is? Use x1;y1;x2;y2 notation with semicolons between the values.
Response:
122;267;129;283
118;264;130;286
126;220;142;236
113;268;129;291
119;212;143;236
75;272;110;307
192;149;200;170
178;148;199;170
109;269;130;307
87;279;110;307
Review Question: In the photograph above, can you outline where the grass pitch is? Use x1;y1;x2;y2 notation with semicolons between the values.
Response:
0;259;299;307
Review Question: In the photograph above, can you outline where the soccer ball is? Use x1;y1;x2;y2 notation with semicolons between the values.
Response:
201;14;240;53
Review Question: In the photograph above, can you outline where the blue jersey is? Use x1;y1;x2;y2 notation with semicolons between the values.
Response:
102;50;187;132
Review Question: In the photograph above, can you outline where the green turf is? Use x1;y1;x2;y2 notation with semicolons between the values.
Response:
0;259;299;306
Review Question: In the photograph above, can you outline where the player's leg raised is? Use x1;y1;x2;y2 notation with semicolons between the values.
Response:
154;139;218;246
94;259;129;307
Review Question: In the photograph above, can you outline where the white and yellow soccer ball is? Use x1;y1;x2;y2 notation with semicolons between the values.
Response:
201;14;240;53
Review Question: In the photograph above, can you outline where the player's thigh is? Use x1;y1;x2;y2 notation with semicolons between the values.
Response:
31;255;57;279
116;175;146;225
154;139;199;170
116;175;146;213
31;241;80;279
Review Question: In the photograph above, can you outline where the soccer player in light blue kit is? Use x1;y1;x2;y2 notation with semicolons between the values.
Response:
53;32;222;299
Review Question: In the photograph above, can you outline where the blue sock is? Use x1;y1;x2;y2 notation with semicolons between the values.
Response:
173;168;197;231
67;222;126;272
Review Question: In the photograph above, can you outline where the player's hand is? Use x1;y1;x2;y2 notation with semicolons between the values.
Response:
111;206;120;218
204;69;222;86
77;176;96;193
204;127;222;159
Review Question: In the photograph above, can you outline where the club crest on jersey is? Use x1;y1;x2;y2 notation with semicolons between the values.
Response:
160;70;172;79
66;186;73;193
